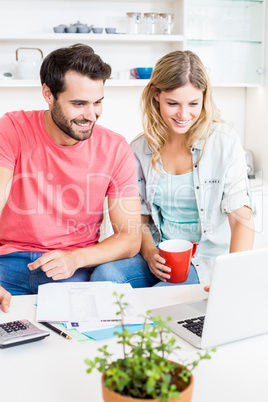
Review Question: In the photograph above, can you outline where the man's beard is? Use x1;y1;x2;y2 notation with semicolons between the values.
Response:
51;100;95;142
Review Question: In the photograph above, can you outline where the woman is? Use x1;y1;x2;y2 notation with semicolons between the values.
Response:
94;50;254;287
131;50;254;287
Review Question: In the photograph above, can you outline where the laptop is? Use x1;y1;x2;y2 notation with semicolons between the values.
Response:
150;248;268;349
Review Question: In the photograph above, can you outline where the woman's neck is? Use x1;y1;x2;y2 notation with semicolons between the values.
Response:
161;138;193;175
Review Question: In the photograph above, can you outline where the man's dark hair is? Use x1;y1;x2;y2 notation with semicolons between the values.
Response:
40;44;111;99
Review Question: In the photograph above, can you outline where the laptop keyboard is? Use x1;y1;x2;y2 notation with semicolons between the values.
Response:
177;316;205;338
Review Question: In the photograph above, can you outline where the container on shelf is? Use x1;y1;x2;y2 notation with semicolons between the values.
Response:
15;47;43;80
92;27;103;34
126;12;142;34
143;13;159;35
159;13;175;35
0;0;264;88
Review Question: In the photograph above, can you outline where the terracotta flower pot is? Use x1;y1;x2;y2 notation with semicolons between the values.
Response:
101;365;194;402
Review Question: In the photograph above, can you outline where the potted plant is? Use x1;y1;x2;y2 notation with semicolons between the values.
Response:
85;292;215;402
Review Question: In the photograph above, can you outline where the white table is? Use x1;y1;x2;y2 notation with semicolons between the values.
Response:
1;285;268;402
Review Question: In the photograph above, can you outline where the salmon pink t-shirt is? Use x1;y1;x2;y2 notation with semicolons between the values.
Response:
0;110;138;254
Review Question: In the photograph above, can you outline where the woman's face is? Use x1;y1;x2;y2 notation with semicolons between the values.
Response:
154;83;203;137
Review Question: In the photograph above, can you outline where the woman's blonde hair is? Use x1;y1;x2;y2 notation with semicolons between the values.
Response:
141;50;222;170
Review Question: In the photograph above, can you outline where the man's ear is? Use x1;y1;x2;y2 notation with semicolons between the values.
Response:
151;85;159;102
42;83;54;105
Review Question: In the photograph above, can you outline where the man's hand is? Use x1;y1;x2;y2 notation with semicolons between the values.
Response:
0;286;11;313
28;250;78;281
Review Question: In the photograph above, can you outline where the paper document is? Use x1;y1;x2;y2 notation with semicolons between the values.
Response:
36;282;146;324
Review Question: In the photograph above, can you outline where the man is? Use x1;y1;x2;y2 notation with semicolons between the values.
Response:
0;44;141;297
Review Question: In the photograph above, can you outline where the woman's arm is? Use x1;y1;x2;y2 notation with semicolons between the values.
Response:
228;206;255;252
140;215;171;282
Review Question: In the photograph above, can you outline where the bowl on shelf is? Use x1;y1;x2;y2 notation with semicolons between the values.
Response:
65;26;78;33
130;67;153;79
92;27;103;34
77;25;92;33
53;25;67;33
105;27;116;34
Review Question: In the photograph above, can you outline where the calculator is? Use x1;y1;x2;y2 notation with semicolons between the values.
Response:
0;319;50;348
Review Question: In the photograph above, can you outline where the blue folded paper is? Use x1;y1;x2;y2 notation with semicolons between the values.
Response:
83;324;153;341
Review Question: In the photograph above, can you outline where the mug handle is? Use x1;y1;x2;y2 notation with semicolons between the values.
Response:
130;68;139;79
191;241;197;258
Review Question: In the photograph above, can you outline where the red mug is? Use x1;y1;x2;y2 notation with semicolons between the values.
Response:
159;239;197;283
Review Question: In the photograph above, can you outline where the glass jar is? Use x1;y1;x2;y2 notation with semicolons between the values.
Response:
159;13;175;35
126;12;142;34
143;13;159;35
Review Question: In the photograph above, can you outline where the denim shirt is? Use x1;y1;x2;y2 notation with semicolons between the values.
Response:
130;123;252;283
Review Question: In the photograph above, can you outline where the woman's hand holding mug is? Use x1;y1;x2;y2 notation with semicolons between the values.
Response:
159;239;197;283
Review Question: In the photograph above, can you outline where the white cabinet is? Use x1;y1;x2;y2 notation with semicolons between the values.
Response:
252;184;268;249
185;0;266;86
0;33;184;88
0;0;184;88
0;0;265;88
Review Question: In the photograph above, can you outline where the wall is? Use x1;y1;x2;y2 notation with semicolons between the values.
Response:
0;0;266;244
0;0;247;145
244;4;268;245
245;2;268;183
0;85;246;145
102;86;246;143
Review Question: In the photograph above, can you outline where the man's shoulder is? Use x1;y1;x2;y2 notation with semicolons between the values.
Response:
93;124;127;144
91;125;135;165
1;110;43;127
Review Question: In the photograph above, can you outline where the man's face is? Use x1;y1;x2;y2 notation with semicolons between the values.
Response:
50;71;104;145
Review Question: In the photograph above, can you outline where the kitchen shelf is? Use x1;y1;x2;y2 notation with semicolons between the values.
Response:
106;79;150;86
0;80;41;87
18;0;180;2
186;38;262;44
0;33;184;43
187;0;263;5
1;79;262;88
185;0;265;86
0;0;265;87
0;79;150;88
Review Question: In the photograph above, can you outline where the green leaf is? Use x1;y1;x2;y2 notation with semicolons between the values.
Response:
85;292;216;400
145;376;156;394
